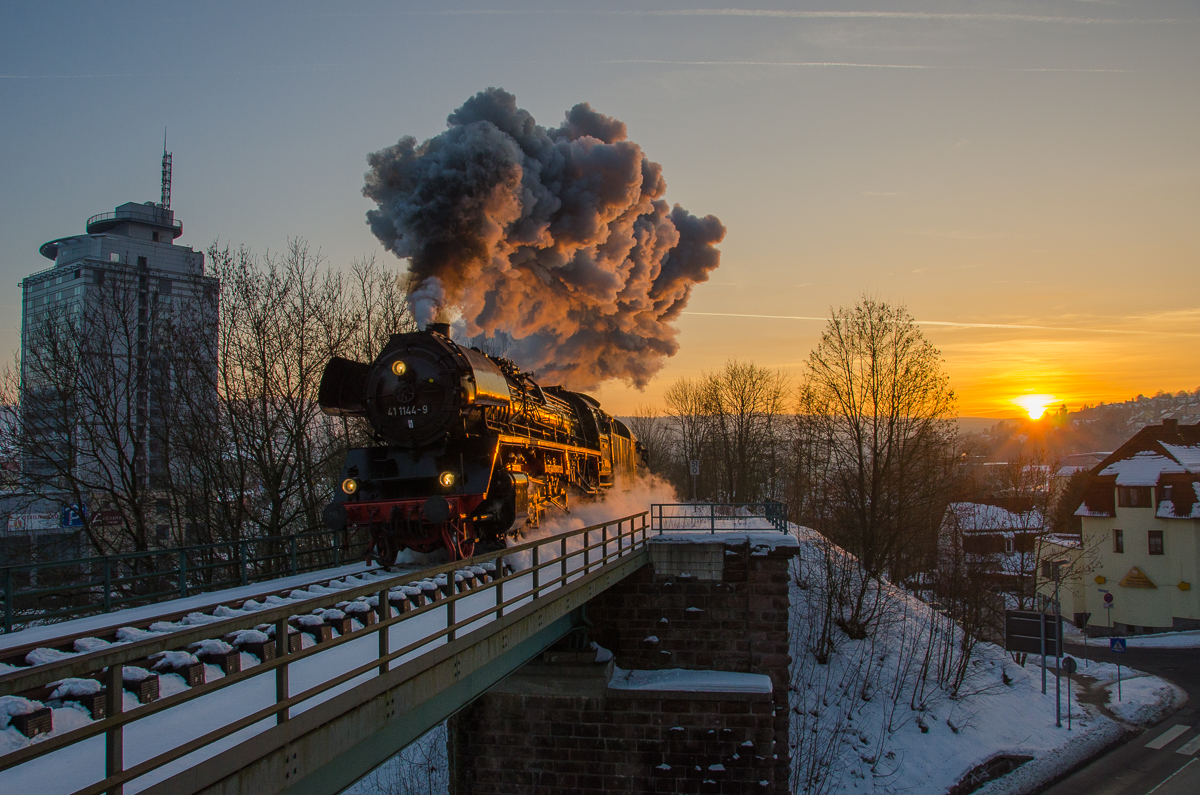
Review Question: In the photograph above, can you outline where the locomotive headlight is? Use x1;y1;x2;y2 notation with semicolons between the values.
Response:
391;360;407;377
341;478;359;495
439;471;456;488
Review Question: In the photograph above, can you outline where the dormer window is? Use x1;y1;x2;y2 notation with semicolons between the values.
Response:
1118;486;1151;507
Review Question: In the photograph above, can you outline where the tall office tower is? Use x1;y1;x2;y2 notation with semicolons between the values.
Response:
19;150;218;527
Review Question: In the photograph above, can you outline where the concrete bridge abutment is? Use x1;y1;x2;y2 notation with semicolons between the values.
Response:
450;533;796;794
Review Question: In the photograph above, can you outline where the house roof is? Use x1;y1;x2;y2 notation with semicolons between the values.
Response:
1077;420;1200;518
945;502;1044;533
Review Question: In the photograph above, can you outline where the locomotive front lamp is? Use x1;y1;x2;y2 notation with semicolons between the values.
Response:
341;478;359;495
391;360;407;377
439;471;456;488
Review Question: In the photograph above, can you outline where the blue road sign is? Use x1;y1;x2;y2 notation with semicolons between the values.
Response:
61;503;86;527
1110;637;1127;653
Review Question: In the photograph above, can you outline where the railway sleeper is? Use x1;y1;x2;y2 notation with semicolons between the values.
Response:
23;680;108;721
10;707;52;738
289;616;334;644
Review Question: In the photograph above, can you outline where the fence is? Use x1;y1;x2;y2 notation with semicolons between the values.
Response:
1;528;369;634
649;501;789;534
0;511;649;795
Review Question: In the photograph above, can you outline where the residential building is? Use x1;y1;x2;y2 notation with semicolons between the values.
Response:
1074;419;1200;634
939;501;1045;594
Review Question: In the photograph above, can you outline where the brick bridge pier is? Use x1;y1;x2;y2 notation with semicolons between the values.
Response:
449;532;797;794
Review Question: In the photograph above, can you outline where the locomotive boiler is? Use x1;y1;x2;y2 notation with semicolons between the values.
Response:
318;323;642;563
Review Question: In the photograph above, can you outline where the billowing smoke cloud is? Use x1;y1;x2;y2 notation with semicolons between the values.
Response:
364;88;724;390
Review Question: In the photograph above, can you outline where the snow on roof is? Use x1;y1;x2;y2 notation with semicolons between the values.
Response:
1161;443;1200;472
946;502;1043;532
1099;451;1186;486
608;667;773;694
1156;483;1200;520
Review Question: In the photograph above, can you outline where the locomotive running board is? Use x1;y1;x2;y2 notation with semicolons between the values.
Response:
143;546;649;795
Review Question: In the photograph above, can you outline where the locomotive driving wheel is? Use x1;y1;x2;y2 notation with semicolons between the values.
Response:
437;519;476;561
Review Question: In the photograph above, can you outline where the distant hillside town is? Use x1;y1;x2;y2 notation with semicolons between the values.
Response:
961;388;1200;464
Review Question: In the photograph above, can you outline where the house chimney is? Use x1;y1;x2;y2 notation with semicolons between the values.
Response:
1163;418;1179;430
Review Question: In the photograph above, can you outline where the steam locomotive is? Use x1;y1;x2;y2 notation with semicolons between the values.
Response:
318;323;642;563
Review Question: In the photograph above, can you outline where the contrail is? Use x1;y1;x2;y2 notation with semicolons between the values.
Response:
0;65;336;79
602;59;1131;73
682;311;1152;334
430;9;1177;25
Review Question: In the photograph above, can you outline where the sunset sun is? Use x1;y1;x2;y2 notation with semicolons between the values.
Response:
1012;393;1056;420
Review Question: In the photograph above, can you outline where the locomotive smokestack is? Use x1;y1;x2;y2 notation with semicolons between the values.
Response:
428;322;451;338
364;87;724;391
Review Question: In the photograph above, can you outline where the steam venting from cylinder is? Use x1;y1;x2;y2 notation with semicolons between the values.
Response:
363;87;725;391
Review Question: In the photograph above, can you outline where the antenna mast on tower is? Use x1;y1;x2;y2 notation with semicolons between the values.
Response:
160;129;172;210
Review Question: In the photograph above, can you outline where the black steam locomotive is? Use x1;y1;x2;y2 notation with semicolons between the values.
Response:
318;323;642;563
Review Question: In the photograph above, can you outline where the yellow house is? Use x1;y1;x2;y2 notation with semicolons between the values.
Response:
1035;534;1089;622
1076;419;1200;634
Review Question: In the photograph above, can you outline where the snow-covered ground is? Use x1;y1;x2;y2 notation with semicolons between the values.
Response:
787;526;1183;795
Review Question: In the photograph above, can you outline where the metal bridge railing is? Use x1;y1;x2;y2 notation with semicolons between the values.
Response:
1;528;370;634
649;501;789;534
0;511;649;795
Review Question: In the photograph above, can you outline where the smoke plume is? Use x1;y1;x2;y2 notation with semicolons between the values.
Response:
364;88;724;390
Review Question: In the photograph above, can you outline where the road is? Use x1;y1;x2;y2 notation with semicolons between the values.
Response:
1042;641;1200;795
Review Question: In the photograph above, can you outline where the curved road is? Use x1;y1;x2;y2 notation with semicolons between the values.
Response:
1043;642;1200;795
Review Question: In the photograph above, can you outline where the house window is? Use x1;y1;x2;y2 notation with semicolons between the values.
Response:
1113;529;1124;553
1149;530;1164;555
152;232;160;242
1118;486;1152;507
1004;537;1014;554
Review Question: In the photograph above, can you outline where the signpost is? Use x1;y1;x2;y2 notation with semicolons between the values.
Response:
1062;657;1077;730
1110;637;1126;701
1075;612;1092;668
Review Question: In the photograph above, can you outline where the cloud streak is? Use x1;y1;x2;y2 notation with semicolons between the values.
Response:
430;8;1184;25
600;59;1133;73
682;311;1154;334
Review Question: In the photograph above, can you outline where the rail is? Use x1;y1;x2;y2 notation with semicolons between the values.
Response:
0;511;649;795
649;501;788;533
1;528;370;634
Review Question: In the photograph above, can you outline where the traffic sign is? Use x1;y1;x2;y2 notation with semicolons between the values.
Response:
1062;657;1077;675
1103;593;1114;605
1110;637;1127;653
690;460;700;476
1004;610;1062;656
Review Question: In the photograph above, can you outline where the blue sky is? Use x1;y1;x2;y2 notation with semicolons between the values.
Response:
2;1;1197;415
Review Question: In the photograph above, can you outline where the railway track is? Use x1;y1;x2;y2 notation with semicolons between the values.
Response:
0;557;506;740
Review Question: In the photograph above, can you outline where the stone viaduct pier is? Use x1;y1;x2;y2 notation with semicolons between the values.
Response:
450;530;797;794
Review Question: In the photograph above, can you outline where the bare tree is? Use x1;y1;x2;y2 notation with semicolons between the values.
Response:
797;298;957;637
625;406;672;477
702;360;788;502
663;376;711;499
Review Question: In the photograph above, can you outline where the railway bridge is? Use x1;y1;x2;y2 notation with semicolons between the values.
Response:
0;505;795;795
